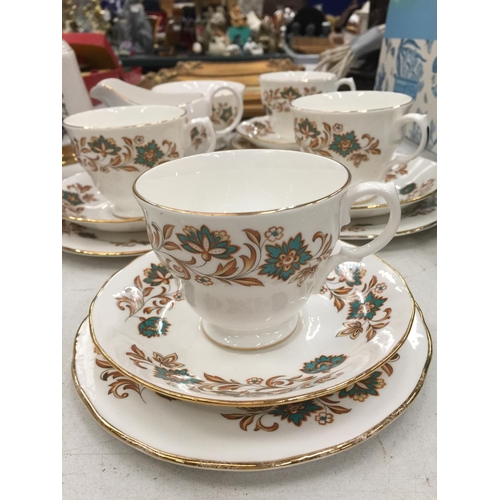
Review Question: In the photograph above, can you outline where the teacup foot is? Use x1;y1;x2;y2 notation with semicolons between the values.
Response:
201;314;299;351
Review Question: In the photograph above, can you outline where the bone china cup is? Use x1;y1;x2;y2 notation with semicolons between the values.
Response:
63;105;216;219
259;71;356;142
152;80;245;137
290;91;429;187
133;149;401;351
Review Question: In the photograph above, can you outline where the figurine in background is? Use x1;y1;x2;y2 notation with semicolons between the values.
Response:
243;37;264;55
195;6;227;54
112;0;154;54
256;15;278;53
227;5;251;47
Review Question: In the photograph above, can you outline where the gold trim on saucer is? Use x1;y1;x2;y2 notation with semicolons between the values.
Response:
71;303;432;470
62;245;150;257
351;189;436;212
86;251;416;407
62;214;146;225
341;221;437;241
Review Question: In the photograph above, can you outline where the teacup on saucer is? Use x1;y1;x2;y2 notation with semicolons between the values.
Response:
62;171;146;233
89;248;415;406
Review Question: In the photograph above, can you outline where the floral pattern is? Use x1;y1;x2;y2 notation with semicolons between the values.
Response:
220;355;399;432
190;126;208;150
94;345;400;432
294;119;381;167
211;102;237;126
147;223;333;288
109;254;397;398
239;119;274;138
62;182;98;218
262;86;318;115
71;135;179;173
114;263;184;338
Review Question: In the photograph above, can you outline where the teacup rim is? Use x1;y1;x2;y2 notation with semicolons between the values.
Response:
63;105;187;130
153;80;246;92
133;149;352;217
290;90;413;113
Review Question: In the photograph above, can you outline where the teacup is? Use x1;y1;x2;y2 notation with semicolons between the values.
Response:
152;80;245;137
290;91;429;189
259;71;356;141
63;105;216;219
133;149;401;351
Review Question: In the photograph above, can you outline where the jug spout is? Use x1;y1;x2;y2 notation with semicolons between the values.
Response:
89;78;140;107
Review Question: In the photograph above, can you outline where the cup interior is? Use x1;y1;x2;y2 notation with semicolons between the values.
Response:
259;71;336;84
134;150;350;214
63;105;185;129
291;91;413;112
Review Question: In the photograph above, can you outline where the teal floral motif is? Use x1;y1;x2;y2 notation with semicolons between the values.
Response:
155;367;201;384
88;135;122;157
301;355;347;374
177;225;239;262
348;292;387;321
400;182;417;195
280;86;301;101
134;140;164;168
62;190;84;206
296;118;320;139
269;401;323;426
221;107;233;123
338;370;386;402
329;131;361;158
259;234;312;281
335;263;366;287
144;263;171;286
138;317;170;338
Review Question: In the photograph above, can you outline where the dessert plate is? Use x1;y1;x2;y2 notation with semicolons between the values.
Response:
89;248;415;407
341;194;437;241
62;171;146;233
236;116;299;151
73;304;432;471
62;220;150;257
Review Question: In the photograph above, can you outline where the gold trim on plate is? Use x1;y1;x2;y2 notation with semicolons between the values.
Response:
71;303;432;470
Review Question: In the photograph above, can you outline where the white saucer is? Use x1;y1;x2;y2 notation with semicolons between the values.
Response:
236;116;299;151
89;248;415;407
341;194;437;241
73;304;432;470
62;220;151;257
62;171;146;233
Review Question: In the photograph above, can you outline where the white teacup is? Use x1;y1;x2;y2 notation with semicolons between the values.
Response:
152;80;245;137
259;71;356;141
133;149;401;351
63;105;216;219
291;91;429;188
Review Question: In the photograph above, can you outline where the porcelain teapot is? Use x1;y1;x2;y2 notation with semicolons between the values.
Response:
90;78;242;137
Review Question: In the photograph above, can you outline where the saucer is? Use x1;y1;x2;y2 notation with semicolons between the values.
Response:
62;171;146;233
89;248;415;407
62;220;151;257
341;194;437;241
73;304;432;470
236;116;299;151
350;156;437;219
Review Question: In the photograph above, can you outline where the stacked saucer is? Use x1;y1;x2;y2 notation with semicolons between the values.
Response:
62;170;150;257
72;248;432;470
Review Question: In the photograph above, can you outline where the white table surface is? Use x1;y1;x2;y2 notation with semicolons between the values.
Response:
62;144;437;500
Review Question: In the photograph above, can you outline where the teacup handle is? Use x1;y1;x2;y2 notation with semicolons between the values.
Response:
184;117;217;156
332;77;356;91
386;113;429;169
206;83;244;137
313;181;401;291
